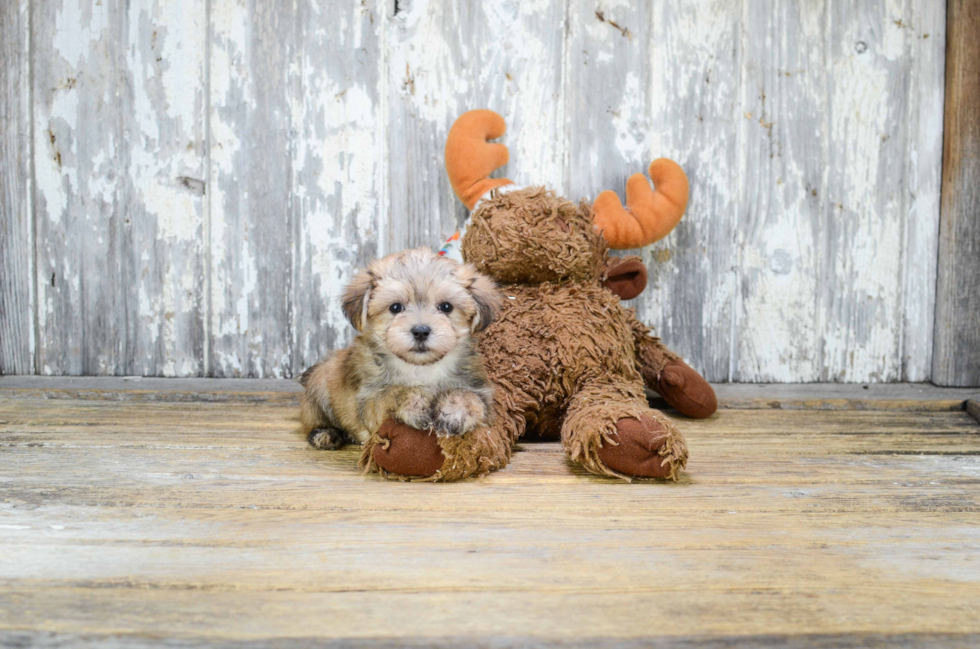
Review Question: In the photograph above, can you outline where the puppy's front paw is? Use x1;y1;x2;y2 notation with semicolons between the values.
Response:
308;427;346;450
393;387;434;430
431;390;487;436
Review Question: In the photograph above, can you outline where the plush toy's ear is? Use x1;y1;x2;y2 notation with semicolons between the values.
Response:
593;158;689;249
341;269;375;332
458;264;503;332
602;256;648;300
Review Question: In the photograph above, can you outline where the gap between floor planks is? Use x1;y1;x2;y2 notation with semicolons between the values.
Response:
0;378;978;413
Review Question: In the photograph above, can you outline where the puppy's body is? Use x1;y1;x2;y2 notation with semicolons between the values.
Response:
300;248;501;450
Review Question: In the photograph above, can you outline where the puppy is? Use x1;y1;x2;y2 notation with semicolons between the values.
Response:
299;247;503;450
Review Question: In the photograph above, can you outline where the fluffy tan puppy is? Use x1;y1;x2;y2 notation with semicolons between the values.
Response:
299;247;503;450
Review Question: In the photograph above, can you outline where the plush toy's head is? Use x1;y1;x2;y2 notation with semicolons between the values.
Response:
444;110;689;297
463;188;605;284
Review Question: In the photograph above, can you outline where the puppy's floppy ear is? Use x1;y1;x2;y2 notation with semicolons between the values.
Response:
459;264;503;332
342;268;375;331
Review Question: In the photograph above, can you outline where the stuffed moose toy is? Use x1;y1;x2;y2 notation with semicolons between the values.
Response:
360;109;717;481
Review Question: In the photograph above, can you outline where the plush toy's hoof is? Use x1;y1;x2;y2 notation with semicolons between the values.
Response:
371;419;444;477
596;415;688;480
655;360;717;419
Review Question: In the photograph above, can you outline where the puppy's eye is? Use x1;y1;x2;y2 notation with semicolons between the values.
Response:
438;302;453;314
388;303;403;314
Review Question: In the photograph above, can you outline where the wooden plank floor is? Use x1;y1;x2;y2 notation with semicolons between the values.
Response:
1;381;979;648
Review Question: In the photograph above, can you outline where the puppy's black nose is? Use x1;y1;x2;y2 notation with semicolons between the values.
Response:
411;325;431;341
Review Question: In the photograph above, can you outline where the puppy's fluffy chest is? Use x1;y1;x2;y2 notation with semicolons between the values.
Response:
383;350;465;387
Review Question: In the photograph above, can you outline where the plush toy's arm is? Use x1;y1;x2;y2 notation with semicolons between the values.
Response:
629;315;717;419
630;316;678;382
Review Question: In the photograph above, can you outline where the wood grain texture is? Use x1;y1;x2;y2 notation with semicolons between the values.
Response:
735;1;827;382
31;0;208;377
902;1;946;382
2;0;953;381
0;392;979;644
2;634;980;649
0;0;33;375
967;399;980;424
289;0;386;374
565;0;654;200
640;0;741;382
933;0;980;387
208;0;386;378
208;0;293;377
1;377;977;412
386;0;566;250
3;633;980;649
565;0;945;384
734;0;943;382
821;0;938;383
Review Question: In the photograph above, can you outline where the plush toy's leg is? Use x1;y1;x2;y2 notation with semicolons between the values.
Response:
630;319;717;419
561;380;688;481
359;397;524;482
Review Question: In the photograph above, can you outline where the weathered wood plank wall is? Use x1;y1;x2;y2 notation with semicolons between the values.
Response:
0;0;33;375
0;0;955;382
31;0;208;376
934;0;980;387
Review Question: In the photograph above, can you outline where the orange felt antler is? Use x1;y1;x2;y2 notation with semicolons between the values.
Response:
592;159;689;249
445;110;513;209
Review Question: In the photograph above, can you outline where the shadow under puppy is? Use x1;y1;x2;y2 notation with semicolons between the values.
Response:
300;247;503;451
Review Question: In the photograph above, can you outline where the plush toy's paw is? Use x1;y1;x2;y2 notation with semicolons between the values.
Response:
431;390;487;436
654;359;717;419
365;419;445;478
596;415;688;481
308;427;346;450
360;417;512;482
393;387;435;430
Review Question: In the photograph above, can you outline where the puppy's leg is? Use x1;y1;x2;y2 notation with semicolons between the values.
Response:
299;360;351;450
431;389;488;436
300;389;328;435
382;386;435;430
302;396;349;450
308;426;348;450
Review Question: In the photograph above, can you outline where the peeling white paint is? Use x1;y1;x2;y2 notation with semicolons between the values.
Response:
304;80;381;351
209;0;259;377
35;90;78;222
13;0;948;381
52;0;108;69
31;0;208;376
388;0;564;251
288;3;387;370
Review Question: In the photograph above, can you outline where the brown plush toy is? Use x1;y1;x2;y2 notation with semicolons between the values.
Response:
360;110;717;481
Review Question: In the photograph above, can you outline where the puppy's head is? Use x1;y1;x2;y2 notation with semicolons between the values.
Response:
342;247;502;366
